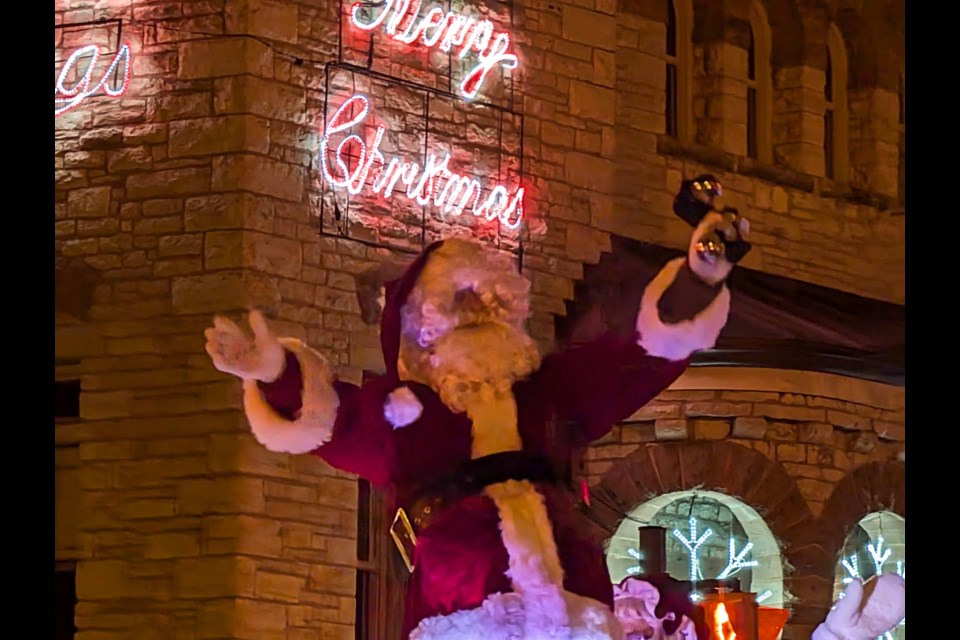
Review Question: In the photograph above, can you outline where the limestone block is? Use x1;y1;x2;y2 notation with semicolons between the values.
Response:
691;418;731;440
179;38;272;79
726;417;765;442
226;0;299;44
68;186;111;218
212;155;305;202
174;556;258;598
654;418;688;441
569;80;617;125
562;6;617;50
127;168;212;200
776;442;807;463
169;116;270;158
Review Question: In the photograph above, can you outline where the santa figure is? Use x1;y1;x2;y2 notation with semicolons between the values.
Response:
204;177;748;639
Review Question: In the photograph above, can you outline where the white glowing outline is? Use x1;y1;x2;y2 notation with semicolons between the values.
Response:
718;538;759;579
319;94;525;229
55;43;132;116
349;1;518;100
673;517;713;581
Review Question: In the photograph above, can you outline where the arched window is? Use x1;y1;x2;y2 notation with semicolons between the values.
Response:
606;490;785;608
898;73;905;204
664;0;693;141
825;25;849;182
746;1;773;162
833;511;905;639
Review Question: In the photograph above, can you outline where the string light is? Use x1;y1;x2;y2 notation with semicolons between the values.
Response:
673;517;713;581
867;536;892;575
349;0;518;100
717;538;758;579
841;554;859;584
319;94;525;229
756;590;773;604
55;43;132;116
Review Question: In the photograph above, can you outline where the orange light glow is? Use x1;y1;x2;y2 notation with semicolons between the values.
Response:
714;603;737;640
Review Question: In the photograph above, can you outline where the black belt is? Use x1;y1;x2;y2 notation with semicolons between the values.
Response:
406;451;559;532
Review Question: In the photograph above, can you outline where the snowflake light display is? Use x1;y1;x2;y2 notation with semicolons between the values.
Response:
838;536;905;640
664;517;765;603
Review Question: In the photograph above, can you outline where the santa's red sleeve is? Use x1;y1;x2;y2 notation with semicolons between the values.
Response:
242;337;396;487
535;249;732;446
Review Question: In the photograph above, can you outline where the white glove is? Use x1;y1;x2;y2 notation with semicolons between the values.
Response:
204;310;286;383
812;574;905;640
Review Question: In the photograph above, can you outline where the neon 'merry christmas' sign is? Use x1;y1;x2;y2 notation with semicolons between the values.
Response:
56;43;132;116
349;0;518;100
320;94;525;229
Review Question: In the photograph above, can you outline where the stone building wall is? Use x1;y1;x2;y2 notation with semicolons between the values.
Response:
55;0;904;638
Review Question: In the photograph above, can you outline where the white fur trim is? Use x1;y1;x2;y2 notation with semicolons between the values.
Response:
688;212;734;285
484;480;569;635
813;575;905;640
409;589;623;640
242;338;339;454
635;257;731;362
384;386;423;428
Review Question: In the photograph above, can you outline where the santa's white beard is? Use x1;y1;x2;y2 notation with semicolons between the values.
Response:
401;322;541;415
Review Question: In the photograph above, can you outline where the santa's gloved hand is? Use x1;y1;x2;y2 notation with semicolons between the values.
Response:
204;310;286;382
688;211;752;286
812;574;905;640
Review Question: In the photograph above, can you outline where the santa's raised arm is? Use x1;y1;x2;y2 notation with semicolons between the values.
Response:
204;175;751;639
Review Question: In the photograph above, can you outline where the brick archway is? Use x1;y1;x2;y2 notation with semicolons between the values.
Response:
580;439;828;627
819;461;905;559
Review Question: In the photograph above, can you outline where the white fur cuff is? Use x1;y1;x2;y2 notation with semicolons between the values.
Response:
242;338;339;454
409;590;621;640
636;257;731;362
384;386;423;428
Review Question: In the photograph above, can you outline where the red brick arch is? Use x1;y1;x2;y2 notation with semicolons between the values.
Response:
579;439;834;629
818;461;905;557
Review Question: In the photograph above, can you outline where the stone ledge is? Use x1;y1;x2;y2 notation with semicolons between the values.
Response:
664;367;903;411
657;135;901;211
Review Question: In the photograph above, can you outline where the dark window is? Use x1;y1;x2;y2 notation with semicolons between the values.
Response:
55;379;81;420
747;87;758;159
898;75;905;203
824;109;835;179
665;0;678;138
746;28;758;158
824;52;835;179
666;64;678;137
55;567;77;640
666;0;677;57
825;55;833;102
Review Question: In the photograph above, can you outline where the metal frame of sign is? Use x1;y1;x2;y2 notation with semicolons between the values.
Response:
320;0;526;266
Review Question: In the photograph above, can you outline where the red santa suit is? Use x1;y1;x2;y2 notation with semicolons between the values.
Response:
213;220;735;639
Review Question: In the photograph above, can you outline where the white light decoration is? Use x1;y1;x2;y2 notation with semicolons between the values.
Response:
756;590;773;604
867;536;892;575
55;43;132;116
717;538;759;579
837;537;904;640
673;517;713;581
349;0;518;99
841;554;860;584
319;94;525;229
625;548;643;575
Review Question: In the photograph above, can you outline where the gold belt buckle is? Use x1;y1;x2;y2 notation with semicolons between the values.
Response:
390;507;418;574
